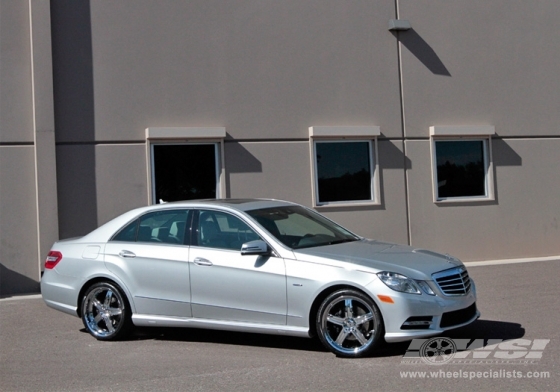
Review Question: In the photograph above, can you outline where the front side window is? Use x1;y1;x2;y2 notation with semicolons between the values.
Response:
313;140;376;205
151;143;219;202
196;210;261;251
433;139;490;201
112;210;189;244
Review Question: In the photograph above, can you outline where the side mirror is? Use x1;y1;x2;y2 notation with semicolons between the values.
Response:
241;240;270;256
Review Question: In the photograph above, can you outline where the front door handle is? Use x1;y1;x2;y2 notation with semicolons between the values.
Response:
119;250;136;258
193;257;213;266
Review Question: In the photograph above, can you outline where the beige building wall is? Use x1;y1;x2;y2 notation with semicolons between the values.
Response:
1;0;559;295
399;0;560;138
0;147;39;294
1;0;58;295
406;138;560;261
84;0;402;142
1;0;34;295
396;0;560;259
56;144;148;239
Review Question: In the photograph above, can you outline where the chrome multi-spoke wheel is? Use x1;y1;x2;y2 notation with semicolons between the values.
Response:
81;282;131;340
316;289;382;357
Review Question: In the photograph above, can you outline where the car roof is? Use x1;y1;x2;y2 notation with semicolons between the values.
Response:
159;198;298;212
74;198;300;243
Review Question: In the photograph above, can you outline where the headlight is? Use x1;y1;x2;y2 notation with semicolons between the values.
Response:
377;271;421;295
416;280;435;296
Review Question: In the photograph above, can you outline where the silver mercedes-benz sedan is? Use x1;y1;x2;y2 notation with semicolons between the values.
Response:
41;199;479;357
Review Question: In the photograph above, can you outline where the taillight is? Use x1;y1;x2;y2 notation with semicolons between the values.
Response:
45;251;63;269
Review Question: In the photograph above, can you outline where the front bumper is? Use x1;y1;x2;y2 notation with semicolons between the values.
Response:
366;277;479;343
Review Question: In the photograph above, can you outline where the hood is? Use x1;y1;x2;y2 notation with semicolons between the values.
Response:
293;239;463;280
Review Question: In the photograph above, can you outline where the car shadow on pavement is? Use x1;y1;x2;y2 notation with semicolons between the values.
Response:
80;318;524;357
444;319;525;341
129;326;329;353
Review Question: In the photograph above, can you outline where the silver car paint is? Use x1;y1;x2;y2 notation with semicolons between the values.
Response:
189;246;287;324
293;239;463;280
41;199;479;344
104;242;191;317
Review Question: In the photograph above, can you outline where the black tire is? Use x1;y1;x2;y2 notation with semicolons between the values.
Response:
81;281;132;341
316;289;383;358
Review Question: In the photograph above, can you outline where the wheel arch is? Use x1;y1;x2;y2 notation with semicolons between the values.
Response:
77;276;134;317
307;284;385;338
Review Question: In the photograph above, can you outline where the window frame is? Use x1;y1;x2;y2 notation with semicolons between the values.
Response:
145;127;226;204
429;126;495;203
309;126;381;208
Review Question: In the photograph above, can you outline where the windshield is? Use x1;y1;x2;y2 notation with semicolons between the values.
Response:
247;206;359;249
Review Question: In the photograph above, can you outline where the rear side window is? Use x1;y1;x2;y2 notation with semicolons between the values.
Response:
112;210;189;245
113;221;137;242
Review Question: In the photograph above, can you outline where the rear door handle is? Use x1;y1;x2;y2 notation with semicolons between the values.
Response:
119;250;136;258
193;257;213;266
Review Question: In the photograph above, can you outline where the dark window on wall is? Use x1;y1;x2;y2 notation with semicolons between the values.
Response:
152;144;218;202
314;141;373;204
435;140;486;199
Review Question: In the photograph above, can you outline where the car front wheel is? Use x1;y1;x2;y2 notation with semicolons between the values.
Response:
81;282;131;341
316;289;383;357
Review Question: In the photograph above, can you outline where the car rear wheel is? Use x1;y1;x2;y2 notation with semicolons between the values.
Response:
316;289;382;357
81;282;131;340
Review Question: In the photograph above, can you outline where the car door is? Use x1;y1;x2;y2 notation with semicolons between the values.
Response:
189;209;287;324
104;209;192;317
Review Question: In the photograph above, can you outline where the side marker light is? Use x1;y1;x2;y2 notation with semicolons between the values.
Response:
377;294;394;304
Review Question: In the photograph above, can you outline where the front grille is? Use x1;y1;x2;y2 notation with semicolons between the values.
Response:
433;266;471;296
440;302;477;328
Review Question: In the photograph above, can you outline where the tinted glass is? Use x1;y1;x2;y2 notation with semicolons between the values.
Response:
196;210;260;251
435;140;486;198
112;220;138;242
315;141;372;203
153;144;217;202
112;210;189;244
138;210;189;244
247;206;358;249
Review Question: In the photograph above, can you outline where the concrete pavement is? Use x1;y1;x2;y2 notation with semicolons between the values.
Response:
1;259;558;391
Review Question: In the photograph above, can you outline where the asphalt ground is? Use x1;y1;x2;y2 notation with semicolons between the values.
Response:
1;259;559;391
